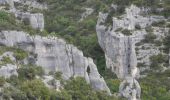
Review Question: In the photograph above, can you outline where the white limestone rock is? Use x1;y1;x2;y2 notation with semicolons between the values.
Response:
0;64;18;78
0;52;17;78
96;5;146;100
96;4;168;100
0;0;45;31
0;0;15;9
80;8;94;21
15;12;44;31
96;25;139;79
119;77;141;100
42;75;62;91
0;31;110;93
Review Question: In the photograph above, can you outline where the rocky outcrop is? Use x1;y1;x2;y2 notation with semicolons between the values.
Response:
0;0;45;31
0;52;18;78
119;77;141;100
96;5;142;100
15;11;44;31
42;75;62;91
0;31;110;94
96;4;168;99
0;64;18;78
0;0;15;9
80;8;94;21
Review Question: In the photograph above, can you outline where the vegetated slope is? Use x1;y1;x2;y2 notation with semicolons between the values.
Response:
0;0;170;99
44;0;170;99
0;0;120;100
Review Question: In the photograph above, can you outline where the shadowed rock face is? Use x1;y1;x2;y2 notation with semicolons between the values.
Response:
0;31;111;94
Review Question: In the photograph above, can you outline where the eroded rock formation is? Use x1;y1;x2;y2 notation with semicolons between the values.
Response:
0;31;111;94
96;4;168;99
96;5;143;100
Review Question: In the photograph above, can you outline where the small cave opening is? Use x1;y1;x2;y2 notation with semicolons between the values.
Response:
87;66;90;75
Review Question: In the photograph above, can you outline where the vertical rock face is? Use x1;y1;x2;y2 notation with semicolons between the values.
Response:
96;4;167;99
96;5;142;100
98;32;139;79
0;31;110;94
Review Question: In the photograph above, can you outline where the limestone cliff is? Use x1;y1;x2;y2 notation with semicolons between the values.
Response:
96;4;169;100
0;31;111;94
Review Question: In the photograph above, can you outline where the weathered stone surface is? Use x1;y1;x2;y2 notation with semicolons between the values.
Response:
96;5;143;100
42;75;62;91
0;52;17;78
0;31;110;93
119;77;141;100
0;64;18;78
0;0;14;9
0;0;45;31
96;4;168;99
80;8;94;21
14;11;44;31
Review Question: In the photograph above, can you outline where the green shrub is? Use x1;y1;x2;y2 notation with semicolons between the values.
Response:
0;76;5;86
0;56;13;65
11;90;27;100
150;53;167;70
20;79;50;100
64;77;120;100
0;46;15;55
143;32;156;43
54;71;62;80
121;29;132;36
115;28;123;32
106;79;120;93
13;49;28;61
135;24;141;30
50;90;71;100
0;11;20;30
140;70;170;100
145;26;153;32
152;20;166;27
163;30;170;53
18;65;44;80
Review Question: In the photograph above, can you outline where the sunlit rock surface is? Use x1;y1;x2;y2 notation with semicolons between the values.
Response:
0;31;110;94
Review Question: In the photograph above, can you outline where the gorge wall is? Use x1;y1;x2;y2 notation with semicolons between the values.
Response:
96;5;168;100
0;31;111;93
